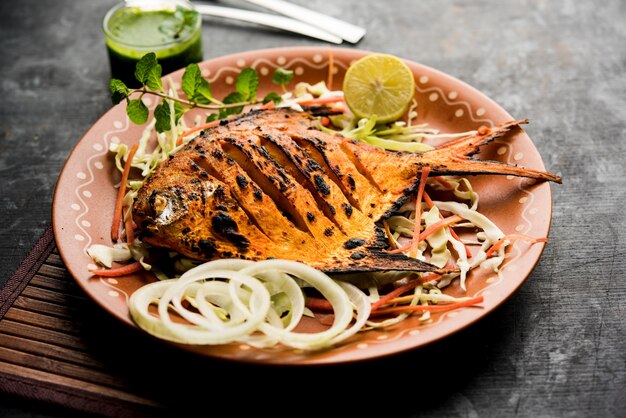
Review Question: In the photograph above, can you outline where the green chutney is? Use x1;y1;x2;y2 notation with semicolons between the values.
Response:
104;2;203;87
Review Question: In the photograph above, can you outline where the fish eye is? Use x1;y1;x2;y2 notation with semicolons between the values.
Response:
152;195;169;215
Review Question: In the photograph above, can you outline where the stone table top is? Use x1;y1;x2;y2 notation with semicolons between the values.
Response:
0;0;624;416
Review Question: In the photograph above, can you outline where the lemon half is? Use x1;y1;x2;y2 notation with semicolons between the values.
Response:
343;54;415;124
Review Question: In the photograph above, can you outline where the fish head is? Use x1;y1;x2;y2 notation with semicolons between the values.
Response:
148;188;187;226
131;187;190;241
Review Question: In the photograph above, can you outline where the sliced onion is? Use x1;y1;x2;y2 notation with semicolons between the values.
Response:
328;281;371;345
242;260;352;350
128;258;371;351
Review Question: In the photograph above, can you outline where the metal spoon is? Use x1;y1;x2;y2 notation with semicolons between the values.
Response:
194;3;344;44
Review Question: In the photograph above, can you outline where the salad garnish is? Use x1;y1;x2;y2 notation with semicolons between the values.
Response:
86;52;553;351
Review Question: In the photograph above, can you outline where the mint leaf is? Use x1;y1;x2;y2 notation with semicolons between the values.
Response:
182;63;213;104
154;101;185;133
272;68;293;86
263;92;281;105
173;102;184;124
236;67;259;101
195;80;212;104
154;102;171;133
218;92;245;119
206;113;219;123
145;63;163;91
110;79;129;105
182;63;201;99
126;99;148;124
135;53;158;85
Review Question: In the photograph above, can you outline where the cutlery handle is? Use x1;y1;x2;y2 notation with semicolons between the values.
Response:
194;4;343;44
240;0;366;43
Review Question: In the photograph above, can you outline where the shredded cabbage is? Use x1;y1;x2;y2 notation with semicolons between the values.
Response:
91;76;519;352
87;243;132;268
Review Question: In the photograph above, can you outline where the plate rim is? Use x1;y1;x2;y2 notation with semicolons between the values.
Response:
52;46;554;364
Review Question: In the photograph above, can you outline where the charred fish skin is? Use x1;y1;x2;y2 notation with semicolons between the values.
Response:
132;108;560;276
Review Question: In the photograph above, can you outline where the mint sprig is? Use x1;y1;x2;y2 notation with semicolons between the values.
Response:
110;79;130;105
134;53;162;92
126;99;149;124
272;67;294;92
109;53;288;131
181;63;213;104
235;67;259;101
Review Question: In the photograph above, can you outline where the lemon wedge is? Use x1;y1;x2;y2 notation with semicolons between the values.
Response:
343;54;415;124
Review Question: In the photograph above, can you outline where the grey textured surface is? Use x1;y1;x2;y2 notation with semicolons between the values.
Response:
1;0;624;416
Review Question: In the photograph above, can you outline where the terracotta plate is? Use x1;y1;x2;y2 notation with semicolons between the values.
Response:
53;47;553;364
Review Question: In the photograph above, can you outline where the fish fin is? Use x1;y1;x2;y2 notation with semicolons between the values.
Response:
418;120;562;183
322;250;449;275
324;250;455;287
301;105;344;116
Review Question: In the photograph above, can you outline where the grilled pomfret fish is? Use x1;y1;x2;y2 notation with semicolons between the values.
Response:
132;108;560;275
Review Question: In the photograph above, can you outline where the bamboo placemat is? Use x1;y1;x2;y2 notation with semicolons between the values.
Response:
1;227;442;417
0;226;164;417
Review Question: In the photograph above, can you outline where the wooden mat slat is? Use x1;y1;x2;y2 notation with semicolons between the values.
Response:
12;295;79;319
0;361;159;409
0;333;107;370
0;227;165;416
0;346;130;390
0;320;90;351
3;307;83;335
30;274;79;293
44;253;65;268
21;286;90;307
36;264;74;281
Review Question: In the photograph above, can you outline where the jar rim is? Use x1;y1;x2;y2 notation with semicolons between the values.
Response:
102;0;201;49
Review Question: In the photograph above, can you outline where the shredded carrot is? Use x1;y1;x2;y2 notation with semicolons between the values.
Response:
111;144;138;242
433;176;454;190
387;242;412;255
382;220;397;250
385;294;461;305
384;295;429;305
426;193;468;252
306;297;333;311
124;208;135;244
420;214;464;242
310;272;479;318
388;214;462;254
451;228;471;257
422;191;471;257
422;191;435;208
387;294;483;307
309;273;441;314
370;273;440;312
263;100;276;109
409;167;430;257
327;51;334;90
320;116;331;127
176;120;221;145
370;296;484;316
387;243;409;254
485;234;548;258
297;96;344;106
90;261;143;277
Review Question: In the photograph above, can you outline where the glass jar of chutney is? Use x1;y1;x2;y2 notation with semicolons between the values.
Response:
103;0;203;87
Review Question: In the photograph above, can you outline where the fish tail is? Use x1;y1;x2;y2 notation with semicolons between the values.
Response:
417;120;562;183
